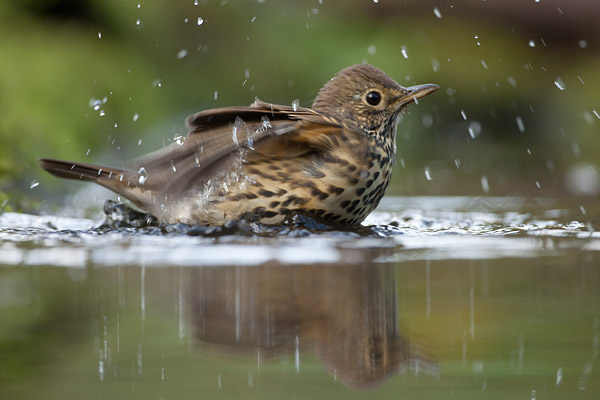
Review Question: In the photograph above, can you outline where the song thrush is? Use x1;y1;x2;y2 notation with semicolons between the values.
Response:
40;64;438;226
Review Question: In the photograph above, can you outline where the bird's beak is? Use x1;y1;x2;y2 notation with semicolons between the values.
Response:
395;84;440;106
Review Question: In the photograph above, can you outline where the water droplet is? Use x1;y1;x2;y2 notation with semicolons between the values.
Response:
133;113;139;122
468;121;482;139
137;3;141;8
170;161;177;172
373;0;379;3
197;17;204;26
593;109;600;119
556;367;562;385
516;116;525;132
86;148;91;156
138;139;142;146
481;176;489;193
424;167;433;181
401;46;408;59
431;58;440;72
367;45;376;55
528;40;536;47
137;167;148;184
98;32;102;39
481;60;488;69
30;180;39;189
554;77;566;90
232;117;242;147
176;49;188;59
507;76;517;87
579;40;588;48
433;7;442;19
174;135;185;145
99;110;106;117
214;90;218;100
292;99;300;112
136;19;143;27
152;79;162;88
460;110;467;120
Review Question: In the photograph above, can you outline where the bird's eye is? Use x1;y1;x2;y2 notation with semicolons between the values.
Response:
365;91;381;106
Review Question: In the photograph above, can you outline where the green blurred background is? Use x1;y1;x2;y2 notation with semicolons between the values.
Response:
1;0;599;212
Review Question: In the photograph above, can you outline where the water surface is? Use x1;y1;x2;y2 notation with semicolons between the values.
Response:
0;196;599;399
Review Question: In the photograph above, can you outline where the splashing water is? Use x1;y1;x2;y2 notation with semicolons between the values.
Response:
292;99;300;112
554;77;566;91
137;167;148;184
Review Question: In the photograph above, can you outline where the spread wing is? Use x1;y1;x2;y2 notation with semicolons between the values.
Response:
130;99;352;196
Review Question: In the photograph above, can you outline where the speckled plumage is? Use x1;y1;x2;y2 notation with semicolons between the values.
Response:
40;65;438;226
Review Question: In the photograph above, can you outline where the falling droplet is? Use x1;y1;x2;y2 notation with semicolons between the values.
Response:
137;167;148;184
214;90;218;100
98;32;102;39
133;113;139;122
194;0;198;5
433;7;442;19
516;116;525;132
99;110;106;117
136;19;143;27
367;45;376;55
460;110;467;120
593;109;600;119
431;58;440;72
481;60;488;69
401;46;408;59
174;135;185;145
507;76;517;87
30;180;40;189
481;176;489;193
176;49;188;59
468;121;482;139
554;77;566;90
197;17;204;26
579;40;588;48
292;99;300;112
170;161;177;172
528;40;536;47
424;167;433;181
556;367;562;385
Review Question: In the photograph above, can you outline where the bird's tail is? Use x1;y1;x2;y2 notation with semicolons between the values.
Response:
39;158;128;183
38;158;152;211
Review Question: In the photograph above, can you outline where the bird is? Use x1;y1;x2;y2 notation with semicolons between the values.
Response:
40;64;438;226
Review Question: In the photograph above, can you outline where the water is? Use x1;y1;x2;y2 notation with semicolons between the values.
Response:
1;196;599;399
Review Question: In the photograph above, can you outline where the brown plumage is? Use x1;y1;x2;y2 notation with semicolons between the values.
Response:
40;64;438;225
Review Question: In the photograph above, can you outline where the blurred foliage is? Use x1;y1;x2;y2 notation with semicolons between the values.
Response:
0;0;599;211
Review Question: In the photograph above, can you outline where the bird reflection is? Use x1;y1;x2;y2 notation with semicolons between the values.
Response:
189;262;434;389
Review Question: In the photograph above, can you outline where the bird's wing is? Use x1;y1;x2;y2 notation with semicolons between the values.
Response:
131;99;355;195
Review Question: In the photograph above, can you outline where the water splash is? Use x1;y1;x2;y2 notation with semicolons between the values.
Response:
554;77;566;91
401;46;408;59
292;99;300;112
137;167;148;184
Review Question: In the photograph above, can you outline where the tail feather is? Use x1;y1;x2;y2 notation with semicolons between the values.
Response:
38;158;153;212
38;158;128;183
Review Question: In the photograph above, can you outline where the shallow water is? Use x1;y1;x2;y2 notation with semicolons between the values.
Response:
0;196;599;399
